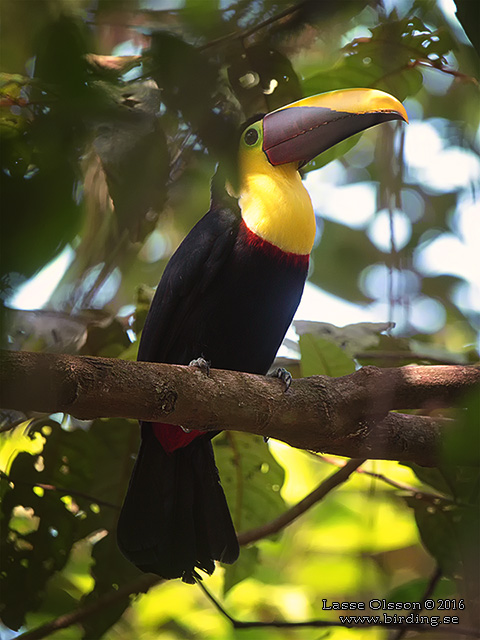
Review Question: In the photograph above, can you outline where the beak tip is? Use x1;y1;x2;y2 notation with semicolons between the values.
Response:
262;88;409;166
396;104;409;124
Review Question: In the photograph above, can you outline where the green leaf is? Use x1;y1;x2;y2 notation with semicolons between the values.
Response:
298;334;355;377
302;17;454;103
183;0;223;40
214;433;285;534
405;464;452;496
34;15;90;102
147;32;237;166
93;82;170;242
213;432;286;592
0;420;78;631
223;545;259;596
403;495;461;577
442;391;480;468
80;534;141;640
295;320;394;357
386;576;456;604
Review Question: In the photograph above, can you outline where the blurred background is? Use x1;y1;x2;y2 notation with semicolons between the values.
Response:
0;1;479;639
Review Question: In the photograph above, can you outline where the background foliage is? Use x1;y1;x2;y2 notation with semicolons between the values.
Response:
0;0;479;638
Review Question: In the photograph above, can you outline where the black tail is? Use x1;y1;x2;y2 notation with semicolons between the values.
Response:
117;426;239;582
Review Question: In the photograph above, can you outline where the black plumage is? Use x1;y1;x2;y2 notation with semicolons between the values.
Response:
117;190;309;581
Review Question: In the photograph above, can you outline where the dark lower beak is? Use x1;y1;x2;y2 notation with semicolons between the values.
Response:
262;88;408;166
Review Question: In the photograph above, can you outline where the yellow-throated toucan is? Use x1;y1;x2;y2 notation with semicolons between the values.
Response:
117;89;408;582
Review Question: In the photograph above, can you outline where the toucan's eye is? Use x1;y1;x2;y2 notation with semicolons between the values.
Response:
244;128;259;146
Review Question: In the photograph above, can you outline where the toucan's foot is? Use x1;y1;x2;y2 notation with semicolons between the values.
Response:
269;367;292;391
189;357;211;375
265;369;292;439
182;358;210;433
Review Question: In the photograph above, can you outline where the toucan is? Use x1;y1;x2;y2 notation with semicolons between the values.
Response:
117;88;408;582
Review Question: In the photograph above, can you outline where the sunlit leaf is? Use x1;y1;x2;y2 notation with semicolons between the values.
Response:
214;432;286;592
299;334;355;378
295;320;394;356
223;545;259;595
214;433;286;534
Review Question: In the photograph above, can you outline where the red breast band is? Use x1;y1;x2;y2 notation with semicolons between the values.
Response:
239;220;310;269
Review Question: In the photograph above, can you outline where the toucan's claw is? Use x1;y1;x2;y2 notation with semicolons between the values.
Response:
181;358;211;434
189;357;211;375
269;367;292;391
264;367;292;442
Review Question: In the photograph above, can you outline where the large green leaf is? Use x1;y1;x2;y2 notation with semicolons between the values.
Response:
147;32;238;167
214;433;286;534
213;432;286;593
299;334;355;378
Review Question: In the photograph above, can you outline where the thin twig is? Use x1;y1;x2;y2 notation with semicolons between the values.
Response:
200;0;311;51
238;458;366;545
0;472;120;510
315;455;451;501
15;574;162;640
197;580;479;635
392;566;443;640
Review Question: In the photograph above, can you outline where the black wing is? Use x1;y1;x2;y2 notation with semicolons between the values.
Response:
137;201;240;365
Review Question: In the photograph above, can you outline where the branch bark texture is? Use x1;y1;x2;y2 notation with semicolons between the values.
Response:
1;350;478;466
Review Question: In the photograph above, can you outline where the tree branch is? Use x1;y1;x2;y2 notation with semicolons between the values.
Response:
1;350;479;466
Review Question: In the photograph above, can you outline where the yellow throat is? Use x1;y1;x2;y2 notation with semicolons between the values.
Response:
236;139;316;256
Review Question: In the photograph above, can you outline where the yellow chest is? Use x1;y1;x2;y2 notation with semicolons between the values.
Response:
237;161;316;256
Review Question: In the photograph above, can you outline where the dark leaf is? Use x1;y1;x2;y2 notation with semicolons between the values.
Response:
94;82;170;241
228;43;302;115
404;495;461;577
148;32;239;166
0;418;138;631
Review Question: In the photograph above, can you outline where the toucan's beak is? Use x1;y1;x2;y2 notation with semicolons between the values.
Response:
262;88;408;167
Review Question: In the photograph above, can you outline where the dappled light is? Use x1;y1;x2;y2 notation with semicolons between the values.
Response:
0;1;479;639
